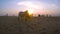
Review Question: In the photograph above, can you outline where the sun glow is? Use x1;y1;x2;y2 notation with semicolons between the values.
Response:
28;9;33;15
17;1;45;15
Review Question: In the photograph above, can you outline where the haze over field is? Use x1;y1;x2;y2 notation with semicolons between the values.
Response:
0;0;60;16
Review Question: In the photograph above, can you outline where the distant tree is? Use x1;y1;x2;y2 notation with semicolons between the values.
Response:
38;14;40;17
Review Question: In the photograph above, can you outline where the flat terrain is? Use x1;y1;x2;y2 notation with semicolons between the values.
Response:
0;16;60;34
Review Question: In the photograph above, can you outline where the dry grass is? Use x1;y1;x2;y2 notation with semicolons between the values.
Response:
0;16;60;34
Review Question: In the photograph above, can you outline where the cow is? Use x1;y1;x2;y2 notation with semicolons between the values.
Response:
18;10;30;22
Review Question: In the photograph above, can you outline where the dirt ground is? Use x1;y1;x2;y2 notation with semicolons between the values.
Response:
0;16;60;34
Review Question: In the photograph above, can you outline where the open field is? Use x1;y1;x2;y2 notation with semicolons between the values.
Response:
0;16;60;34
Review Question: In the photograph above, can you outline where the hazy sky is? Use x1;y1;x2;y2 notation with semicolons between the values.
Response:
0;0;60;16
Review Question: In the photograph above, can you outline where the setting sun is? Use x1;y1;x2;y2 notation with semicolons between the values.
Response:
28;9;33;15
